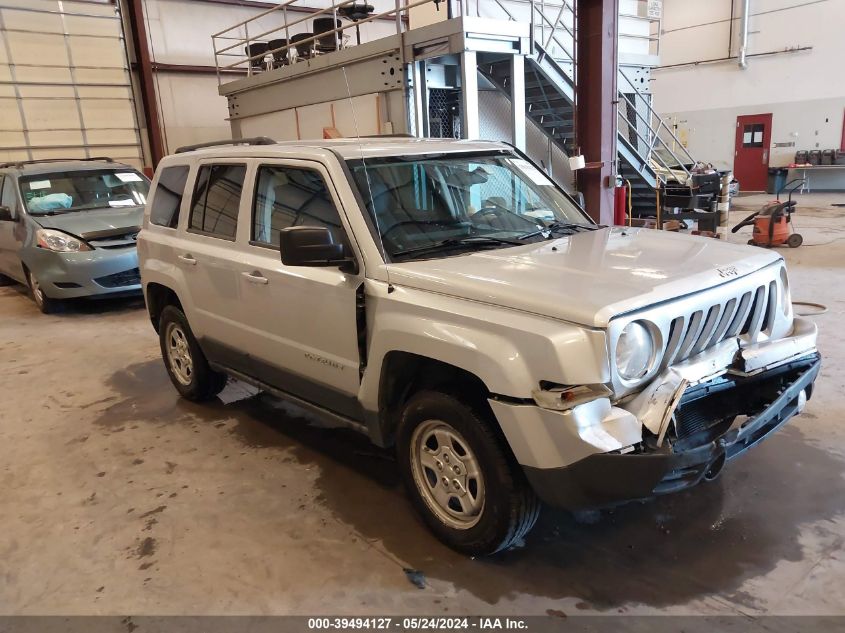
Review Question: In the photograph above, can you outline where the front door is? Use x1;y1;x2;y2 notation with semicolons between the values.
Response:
236;159;362;419
734;113;773;192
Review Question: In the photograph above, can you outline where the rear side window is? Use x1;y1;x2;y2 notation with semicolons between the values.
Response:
150;165;189;228
251;165;345;248
189;164;246;240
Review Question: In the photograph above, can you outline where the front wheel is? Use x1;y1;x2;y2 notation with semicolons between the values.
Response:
158;305;227;401
25;269;62;314
396;391;540;556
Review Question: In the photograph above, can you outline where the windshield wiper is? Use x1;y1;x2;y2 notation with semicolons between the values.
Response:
392;236;525;260
519;221;602;240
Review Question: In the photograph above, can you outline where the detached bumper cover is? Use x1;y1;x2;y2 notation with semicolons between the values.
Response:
523;352;820;509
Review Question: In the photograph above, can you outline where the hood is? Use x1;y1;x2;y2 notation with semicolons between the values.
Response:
386;227;781;328
32;206;143;240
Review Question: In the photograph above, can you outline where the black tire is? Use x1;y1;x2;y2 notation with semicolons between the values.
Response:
788;233;803;248
158;305;227;401
396;390;540;556
25;269;63;314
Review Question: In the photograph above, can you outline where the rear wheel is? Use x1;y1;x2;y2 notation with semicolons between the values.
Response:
397;390;540;556
787;233;803;248
158;305;226;401
25;269;62;314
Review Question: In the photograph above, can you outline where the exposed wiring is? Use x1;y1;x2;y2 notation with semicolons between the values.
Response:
792;301;828;316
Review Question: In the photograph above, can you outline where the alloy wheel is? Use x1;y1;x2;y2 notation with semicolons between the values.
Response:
165;322;194;386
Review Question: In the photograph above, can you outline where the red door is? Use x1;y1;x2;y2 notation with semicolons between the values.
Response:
734;113;773;192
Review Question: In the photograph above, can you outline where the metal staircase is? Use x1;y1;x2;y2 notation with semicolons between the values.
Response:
481;0;698;220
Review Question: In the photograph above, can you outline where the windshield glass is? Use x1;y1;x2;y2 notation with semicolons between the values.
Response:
19;168;150;215
347;152;592;260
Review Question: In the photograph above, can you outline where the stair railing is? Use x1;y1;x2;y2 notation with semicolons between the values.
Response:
616;69;695;181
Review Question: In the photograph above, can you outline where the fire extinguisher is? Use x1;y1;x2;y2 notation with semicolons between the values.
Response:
613;182;628;226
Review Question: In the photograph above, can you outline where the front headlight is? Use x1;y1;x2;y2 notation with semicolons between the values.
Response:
615;321;655;381
35;228;92;252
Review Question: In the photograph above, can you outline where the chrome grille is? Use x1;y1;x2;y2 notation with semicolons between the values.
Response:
663;280;778;367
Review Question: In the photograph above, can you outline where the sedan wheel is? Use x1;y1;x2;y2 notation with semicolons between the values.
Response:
25;270;61;314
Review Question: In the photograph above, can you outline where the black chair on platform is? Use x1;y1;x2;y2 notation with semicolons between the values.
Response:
338;3;374;45
313;17;342;53
291;32;315;60
244;42;269;72
268;38;289;67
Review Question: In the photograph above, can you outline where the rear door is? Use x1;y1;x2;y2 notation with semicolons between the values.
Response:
734;113;773;192
233;159;363;418
177;160;250;348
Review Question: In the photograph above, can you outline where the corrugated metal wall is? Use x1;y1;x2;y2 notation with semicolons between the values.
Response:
0;0;143;166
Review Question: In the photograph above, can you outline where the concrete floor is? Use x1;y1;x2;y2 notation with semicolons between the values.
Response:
0;193;843;616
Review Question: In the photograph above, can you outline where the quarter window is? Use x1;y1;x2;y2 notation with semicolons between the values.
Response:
251;165;345;248
150;165;189;228
189;164;246;240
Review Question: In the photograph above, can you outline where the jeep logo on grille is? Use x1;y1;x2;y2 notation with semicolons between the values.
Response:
718;266;739;278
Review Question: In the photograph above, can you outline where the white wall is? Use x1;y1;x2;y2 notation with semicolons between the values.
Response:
652;0;845;170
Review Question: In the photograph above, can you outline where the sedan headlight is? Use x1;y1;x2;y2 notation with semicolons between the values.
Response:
35;228;92;252
615;321;655;381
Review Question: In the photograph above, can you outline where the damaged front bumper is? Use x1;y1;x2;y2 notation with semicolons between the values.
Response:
491;318;820;510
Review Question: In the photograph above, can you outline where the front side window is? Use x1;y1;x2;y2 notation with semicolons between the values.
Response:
252;165;345;248
189;164;246;240
150;165;189;228
347;152;592;260
19;168;150;216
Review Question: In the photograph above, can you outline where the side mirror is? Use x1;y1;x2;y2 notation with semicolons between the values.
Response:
0;205;15;222
280;226;357;273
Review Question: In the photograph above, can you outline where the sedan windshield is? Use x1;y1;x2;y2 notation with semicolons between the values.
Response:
347;152;594;261
19;168;150;216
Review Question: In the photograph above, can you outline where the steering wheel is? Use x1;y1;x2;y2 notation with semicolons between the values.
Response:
380;219;461;239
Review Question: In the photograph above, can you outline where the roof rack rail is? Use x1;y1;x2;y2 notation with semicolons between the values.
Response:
0;156;116;169
358;133;414;138
175;137;276;154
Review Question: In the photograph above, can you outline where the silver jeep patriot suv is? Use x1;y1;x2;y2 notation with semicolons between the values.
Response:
138;137;820;555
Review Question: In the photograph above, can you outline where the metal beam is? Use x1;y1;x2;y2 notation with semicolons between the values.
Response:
510;54;526;151
123;0;165;166
460;50;479;139
575;0;618;225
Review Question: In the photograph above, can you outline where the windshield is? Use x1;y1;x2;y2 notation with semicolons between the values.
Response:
19;168;150;216
347;152;593;261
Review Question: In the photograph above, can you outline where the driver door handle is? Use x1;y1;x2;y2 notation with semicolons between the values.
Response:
177;254;197;266
242;271;269;285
